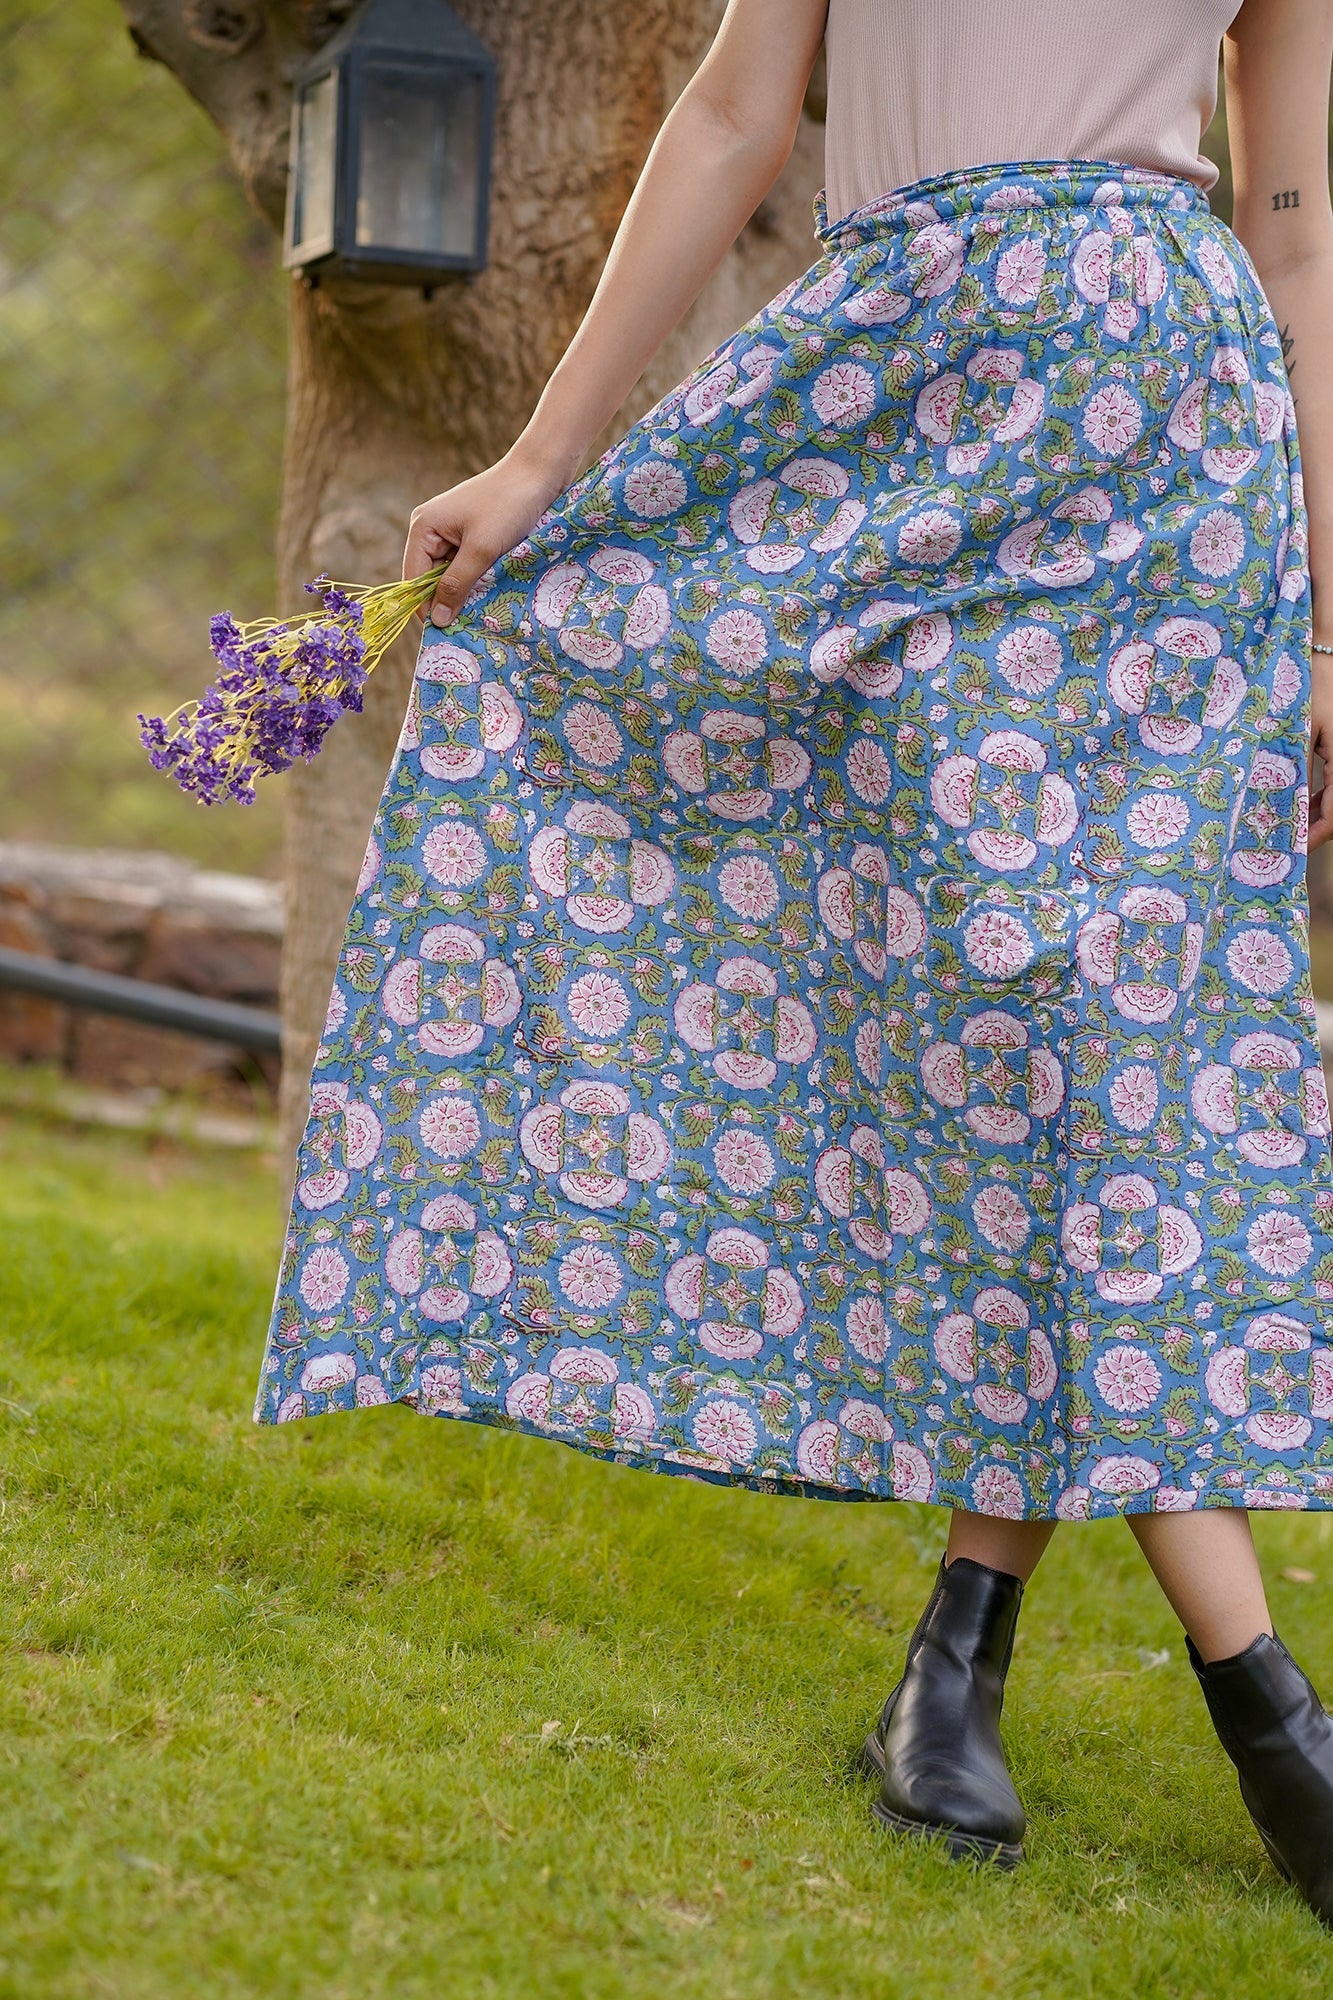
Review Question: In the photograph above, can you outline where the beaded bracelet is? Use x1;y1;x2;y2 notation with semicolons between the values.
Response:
1316;641;1333;656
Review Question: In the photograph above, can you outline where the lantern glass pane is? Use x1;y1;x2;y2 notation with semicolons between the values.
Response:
290;71;337;257
355;66;481;259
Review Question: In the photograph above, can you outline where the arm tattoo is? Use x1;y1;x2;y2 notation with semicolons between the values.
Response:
1272;188;1301;210
1280;321;1297;402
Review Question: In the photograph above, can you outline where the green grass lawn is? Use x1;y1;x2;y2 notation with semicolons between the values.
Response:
2;1110;1333;1998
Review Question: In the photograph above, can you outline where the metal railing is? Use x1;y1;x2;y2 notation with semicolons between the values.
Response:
0;947;281;1054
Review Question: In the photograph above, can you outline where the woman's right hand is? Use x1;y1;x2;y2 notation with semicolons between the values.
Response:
402;446;575;627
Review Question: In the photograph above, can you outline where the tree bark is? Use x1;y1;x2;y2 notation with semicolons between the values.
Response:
116;0;825;1177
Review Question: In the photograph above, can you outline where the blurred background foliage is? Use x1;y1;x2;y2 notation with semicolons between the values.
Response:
0;0;286;874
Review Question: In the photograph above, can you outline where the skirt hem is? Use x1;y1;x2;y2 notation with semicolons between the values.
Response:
252;1379;1333;1521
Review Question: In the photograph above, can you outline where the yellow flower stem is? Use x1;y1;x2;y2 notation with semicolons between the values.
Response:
162;561;452;763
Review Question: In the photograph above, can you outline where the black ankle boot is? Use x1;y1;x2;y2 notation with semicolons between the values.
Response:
863;1555;1026;1867
1190;1630;1333;1926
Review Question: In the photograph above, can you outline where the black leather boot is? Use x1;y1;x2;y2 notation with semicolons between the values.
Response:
1190;1630;1333;1926
862;1555;1026;1867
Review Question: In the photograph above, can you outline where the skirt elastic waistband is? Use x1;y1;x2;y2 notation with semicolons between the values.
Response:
814;157;1211;251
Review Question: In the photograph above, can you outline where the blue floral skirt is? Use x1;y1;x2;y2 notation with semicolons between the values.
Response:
255;157;1333;1520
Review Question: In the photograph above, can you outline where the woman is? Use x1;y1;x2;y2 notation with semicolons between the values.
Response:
256;0;1333;1916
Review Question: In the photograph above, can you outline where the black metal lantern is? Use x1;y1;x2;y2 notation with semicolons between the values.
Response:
283;0;495;290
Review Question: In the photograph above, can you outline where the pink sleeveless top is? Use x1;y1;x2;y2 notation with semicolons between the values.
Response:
823;1;1242;226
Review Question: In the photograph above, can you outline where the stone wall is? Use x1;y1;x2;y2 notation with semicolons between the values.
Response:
0;843;282;1103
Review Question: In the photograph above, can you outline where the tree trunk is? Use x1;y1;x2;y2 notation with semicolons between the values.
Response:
116;0;825;1177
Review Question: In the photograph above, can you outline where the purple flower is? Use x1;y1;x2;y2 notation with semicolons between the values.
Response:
144;561;443;805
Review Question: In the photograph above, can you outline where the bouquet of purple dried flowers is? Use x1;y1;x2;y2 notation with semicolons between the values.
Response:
139;563;448;805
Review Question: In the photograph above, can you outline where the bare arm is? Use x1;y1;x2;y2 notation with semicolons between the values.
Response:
1225;0;1333;846
406;0;828;624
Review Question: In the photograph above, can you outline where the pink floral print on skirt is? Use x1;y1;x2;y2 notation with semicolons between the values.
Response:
255;157;1333;1521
